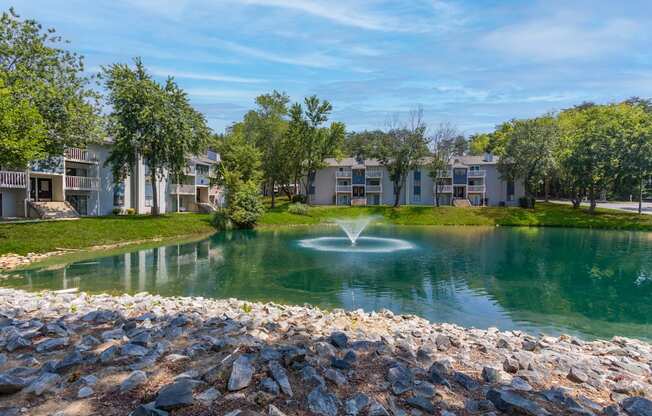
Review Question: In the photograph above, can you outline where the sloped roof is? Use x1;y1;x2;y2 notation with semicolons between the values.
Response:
323;154;498;167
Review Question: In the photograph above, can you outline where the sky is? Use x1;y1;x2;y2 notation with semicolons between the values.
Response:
4;0;652;135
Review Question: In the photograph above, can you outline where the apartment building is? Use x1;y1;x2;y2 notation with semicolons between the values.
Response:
0;143;221;219
307;154;524;207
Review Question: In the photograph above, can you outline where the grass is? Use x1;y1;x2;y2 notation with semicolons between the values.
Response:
0;213;215;256
3;199;652;257
262;198;652;231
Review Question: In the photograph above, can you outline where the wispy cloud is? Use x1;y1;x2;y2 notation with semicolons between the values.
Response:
149;67;265;84
214;38;341;68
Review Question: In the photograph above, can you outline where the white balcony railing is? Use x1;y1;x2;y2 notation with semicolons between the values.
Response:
366;185;382;193
468;185;486;193
468;170;486;178
336;184;352;192
366;169;382;178
64;148;97;163
0;171;27;188
169;184;196;195
65;175;99;191
435;185;453;193
336;170;352;178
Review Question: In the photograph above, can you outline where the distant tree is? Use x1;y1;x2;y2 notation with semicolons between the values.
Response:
428;122;458;206
0;8;101;167
498;115;560;201
344;130;385;159
372;109;430;207
468;132;491;155
623;96;652;113
452;135;468;155
103;59;210;215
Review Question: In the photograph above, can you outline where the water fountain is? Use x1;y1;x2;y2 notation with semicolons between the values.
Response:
298;216;414;253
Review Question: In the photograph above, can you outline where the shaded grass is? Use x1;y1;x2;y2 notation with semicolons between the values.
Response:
262;198;652;231
0;213;215;256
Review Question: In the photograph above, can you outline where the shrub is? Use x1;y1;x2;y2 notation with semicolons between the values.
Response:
211;209;233;230
227;181;265;228
112;208;122;215
287;202;309;215
291;194;307;204
519;196;536;209
126;208;136;215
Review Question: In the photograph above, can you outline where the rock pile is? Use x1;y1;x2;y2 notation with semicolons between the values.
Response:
0;287;651;415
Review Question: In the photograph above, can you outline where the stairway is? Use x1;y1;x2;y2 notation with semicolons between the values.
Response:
27;201;79;220
453;198;472;208
197;202;218;213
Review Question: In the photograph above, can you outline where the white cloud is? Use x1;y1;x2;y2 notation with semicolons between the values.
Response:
214;39;341;68
149;67;265;84
481;16;642;61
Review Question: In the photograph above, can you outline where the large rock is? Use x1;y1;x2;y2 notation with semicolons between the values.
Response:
120;370;148;392
55;350;83;373
155;379;195;410
129;403;169;416
567;367;588;384
406;396;436;413
35;337;68;353
622;397;652;416
196;387;220;406
268;360;292;396
228;356;254;391
24;372;61;396
487;389;551;416
0;374;26;394
308;386;339;416
330;332;348;349
345;393;370;416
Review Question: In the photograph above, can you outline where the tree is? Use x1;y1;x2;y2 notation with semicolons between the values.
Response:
344;130;385;160
103;59;210;215
240;91;290;208
428;122;458;207
286;96;345;201
0;8;101;167
372;109;430;207
498;115;560;201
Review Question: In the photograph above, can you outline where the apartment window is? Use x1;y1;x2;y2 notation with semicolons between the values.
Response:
145;182;153;207
196;164;209;176
309;185;315;195
507;180;515;201
469;165;481;171
113;182;125;207
413;170;421;181
413;170;421;203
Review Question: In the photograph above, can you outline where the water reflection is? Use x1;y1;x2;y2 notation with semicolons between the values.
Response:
6;226;652;340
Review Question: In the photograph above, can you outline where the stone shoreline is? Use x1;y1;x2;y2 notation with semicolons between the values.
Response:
0;288;650;416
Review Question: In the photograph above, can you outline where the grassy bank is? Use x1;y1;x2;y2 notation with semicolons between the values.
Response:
0;213;215;256
262;199;652;230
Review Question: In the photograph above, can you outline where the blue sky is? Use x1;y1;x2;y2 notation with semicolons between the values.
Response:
4;0;652;135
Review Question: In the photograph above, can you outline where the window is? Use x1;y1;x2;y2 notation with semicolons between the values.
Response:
413;170;421;203
469;165;481;171
413;170;421;181
309;185;315;195
145;182;153;207
507;180;515;201
113;182;125;207
196;164;209;176
453;168;467;184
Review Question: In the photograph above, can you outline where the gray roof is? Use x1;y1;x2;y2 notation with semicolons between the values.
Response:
323;157;382;167
324;154;498;167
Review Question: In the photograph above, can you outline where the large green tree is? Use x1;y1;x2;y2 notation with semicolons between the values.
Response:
0;8;101;168
428;122;458;207
103;59;210;215
372;110;430;207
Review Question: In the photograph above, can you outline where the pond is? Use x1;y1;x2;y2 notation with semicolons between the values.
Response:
5;225;652;340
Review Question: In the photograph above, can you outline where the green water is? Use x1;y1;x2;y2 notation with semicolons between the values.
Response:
5;225;652;340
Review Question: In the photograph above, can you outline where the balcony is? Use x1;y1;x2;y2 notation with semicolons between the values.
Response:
335;170;352;178
366;185;382;193
468;170;486;178
468;185;486;193
366;169;382;178
31;157;64;175
196;175;210;186
65;175;99;191
64;148;98;164
435;185;453;193
336;184;352;193
184;165;196;176
0;171;27;188
437;169;453;178
169;184;196;195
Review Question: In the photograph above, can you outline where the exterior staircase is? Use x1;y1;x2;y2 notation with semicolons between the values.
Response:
197;202;218;213
27;201;80;220
453;198;472;208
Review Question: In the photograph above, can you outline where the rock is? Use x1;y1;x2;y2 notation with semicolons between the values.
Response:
487;388;551;416
503;357;519;373
268;404;287;416
345;392;370;416
100;345;119;363
308;385;339;416
130;331;152;347
81;374;98;385
414;381;436;398
511;376;533;392
301;365;325;385
128;403;169;416
331;357;351;370
436;334;451;351
78;386;93;398
101;328;125;341
406;396;436;413
622;396;652;416
155;379;195;410
368;401;390;416
35;337;68;352
330;332;348;349
122;343;149;357
416;347;434;365
228;356;254;391
268;360;293;396
343;350;357;363
260;377;280;395
466;399;495;413
568;367;588;384
55;350;83;373
388;363;413;394
6;336;30;352
522;340;537;351
24;372;60;396
0;374;26;394
196;387;220;405
453;371;480;391
497;337;510;349
120;370;148;392
324;368;347;386
482;366;502;383
603;404;625;416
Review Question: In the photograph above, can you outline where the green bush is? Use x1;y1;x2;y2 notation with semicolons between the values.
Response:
287;203;309;215
112;208;122;215
211;209;233;230
126;208;136;215
227;181;265;228
519;196;536;209
291;194;307;204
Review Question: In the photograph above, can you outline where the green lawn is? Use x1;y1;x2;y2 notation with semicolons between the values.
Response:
0;213;215;256
2;201;652;257
262;199;652;230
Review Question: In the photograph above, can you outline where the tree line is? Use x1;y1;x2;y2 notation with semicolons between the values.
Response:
468;99;652;213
